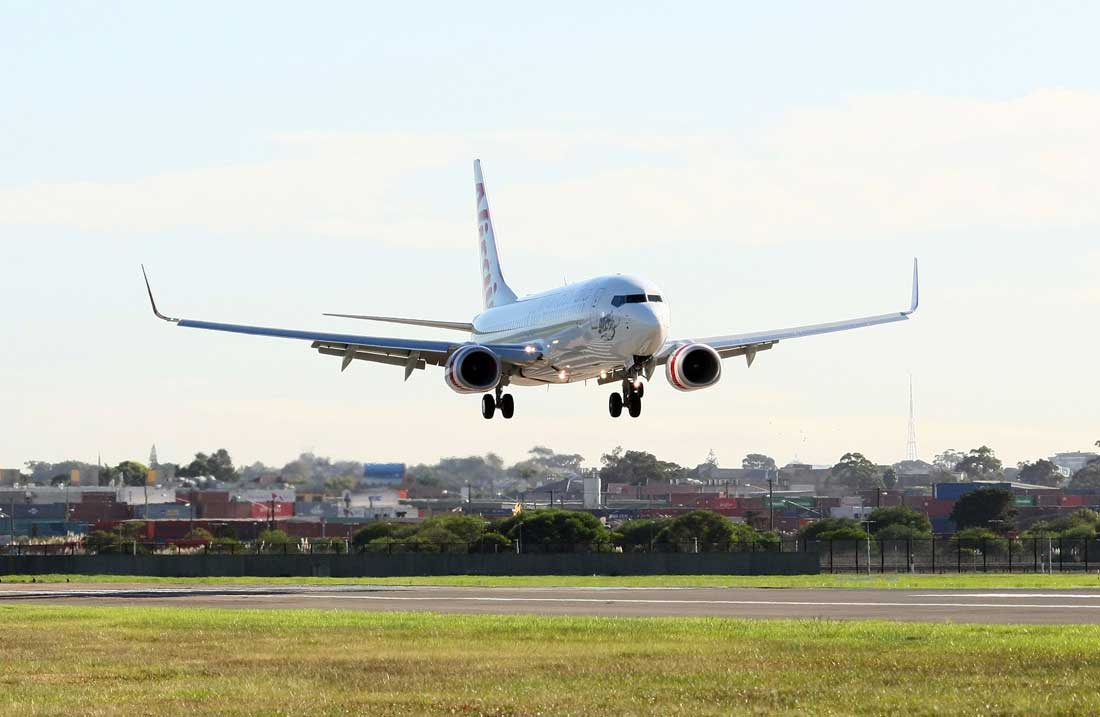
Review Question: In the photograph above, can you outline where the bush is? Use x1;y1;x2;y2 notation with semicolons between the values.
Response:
798;518;868;542
184;528;214;542
615;518;669;551
352;522;416;548
309;537;348;554
258;529;299;553
657;510;736;549
497;509;610;551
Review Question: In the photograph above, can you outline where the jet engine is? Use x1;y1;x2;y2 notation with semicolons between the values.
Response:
444;345;502;394
665;343;722;392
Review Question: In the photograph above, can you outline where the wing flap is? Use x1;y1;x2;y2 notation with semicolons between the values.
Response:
322;312;474;332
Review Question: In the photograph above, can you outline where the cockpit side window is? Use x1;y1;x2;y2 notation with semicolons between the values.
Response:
647;294;662;302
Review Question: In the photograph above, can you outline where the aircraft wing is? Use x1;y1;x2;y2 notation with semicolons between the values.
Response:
141;267;541;379
656;258;919;367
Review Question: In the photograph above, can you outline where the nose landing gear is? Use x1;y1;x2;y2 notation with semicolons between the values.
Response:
609;378;644;418
482;386;514;420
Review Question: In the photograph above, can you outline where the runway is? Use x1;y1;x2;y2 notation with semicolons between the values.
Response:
4;583;1100;623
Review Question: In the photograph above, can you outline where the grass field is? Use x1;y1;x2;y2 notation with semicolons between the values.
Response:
5;572;1100;589
2;605;1099;716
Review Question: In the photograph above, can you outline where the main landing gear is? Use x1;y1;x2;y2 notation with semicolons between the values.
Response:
609;378;644;418
482;386;514;420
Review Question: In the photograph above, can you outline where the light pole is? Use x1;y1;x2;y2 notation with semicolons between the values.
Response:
767;476;774;532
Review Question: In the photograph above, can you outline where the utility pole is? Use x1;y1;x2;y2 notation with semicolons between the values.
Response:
767;476;774;532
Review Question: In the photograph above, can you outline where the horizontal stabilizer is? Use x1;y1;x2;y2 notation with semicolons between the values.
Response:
323;312;474;333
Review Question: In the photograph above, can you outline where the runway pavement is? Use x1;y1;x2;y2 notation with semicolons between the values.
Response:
5;582;1100;623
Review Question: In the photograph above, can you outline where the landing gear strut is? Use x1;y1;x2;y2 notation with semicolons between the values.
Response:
482;386;514;420
609;378;643;418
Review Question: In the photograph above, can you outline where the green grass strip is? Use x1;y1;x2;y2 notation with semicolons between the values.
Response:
1;605;1098;715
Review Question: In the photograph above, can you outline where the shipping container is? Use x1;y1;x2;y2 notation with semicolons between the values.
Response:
933;482;1011;501
12;503;67;519
1014;495;1036;507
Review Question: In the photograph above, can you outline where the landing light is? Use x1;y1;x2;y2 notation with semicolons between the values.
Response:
633;378;642;389
524;345;536;354
558;370;568;380
599;370;607;379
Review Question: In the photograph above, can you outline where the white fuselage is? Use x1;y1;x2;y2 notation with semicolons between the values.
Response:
470;275;669;385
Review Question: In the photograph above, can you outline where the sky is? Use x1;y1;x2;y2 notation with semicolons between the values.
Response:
2;2;1097;473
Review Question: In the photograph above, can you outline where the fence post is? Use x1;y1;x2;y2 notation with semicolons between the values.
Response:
981;539;987;573
880;540;885;574
906;538;912;573
855;540;859;573
1059;537;1063;573
829;540;834;574
1086;539;1090;571
1033;537;1038;573
957;538;962;574
931;536;935;573
1008;539;1012;573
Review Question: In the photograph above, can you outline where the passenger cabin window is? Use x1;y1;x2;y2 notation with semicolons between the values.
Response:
611;294;648;307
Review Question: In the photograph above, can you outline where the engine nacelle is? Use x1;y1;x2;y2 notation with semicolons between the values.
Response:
665;343;722;392
445;345;502;395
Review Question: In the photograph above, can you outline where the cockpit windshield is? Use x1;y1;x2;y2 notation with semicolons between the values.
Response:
611;293;662;307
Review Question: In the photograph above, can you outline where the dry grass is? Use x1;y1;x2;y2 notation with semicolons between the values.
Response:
2;605;1099;715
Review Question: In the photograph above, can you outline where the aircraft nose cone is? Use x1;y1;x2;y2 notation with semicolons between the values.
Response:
632;304;666;356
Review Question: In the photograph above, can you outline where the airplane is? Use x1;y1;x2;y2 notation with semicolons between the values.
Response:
143;159;918;420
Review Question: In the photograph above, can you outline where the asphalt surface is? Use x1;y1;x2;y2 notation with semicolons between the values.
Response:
5;583;1100;623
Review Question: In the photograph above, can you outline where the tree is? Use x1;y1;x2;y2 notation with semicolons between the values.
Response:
1016;459;1062;487
933;450;966;470
956;446;1003;479
798;518;868;542
98;461;149;487
867;506;931;539
599;447;685;485
882;467;898;490
1023;509;1100;538
742;454;777;471
351;522;416;548
178;449;239;482
615;518;670;551
417;514;487;544
949;487;1015;532
497;509;609;549
656;510;738;549
1069;461;1100;490
827;453;882;491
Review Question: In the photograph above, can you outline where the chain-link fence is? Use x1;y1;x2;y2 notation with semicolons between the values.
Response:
2;536;1096;571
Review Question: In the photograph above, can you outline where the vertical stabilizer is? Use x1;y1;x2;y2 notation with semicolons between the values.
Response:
474;160;518;309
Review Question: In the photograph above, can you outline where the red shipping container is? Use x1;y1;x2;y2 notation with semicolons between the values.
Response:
1036;493;1061;507
920;499;956;519
249;501;295;519
714;498;740;510
1061;495;1085;507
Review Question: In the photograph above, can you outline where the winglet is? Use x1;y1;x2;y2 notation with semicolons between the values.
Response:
905;258;920;315
141;265;179;323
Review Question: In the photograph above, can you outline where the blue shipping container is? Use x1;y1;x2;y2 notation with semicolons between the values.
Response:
13;503;67;519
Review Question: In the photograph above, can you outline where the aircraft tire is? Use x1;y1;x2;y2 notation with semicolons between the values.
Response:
500;393;515;419
481;394;496;419
627;395;642;418
609;392;623;418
